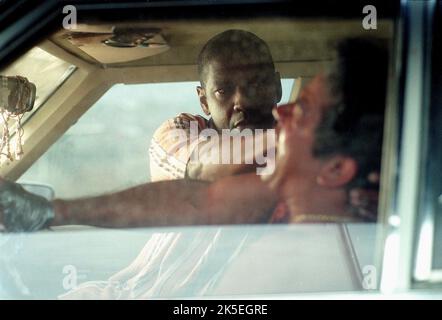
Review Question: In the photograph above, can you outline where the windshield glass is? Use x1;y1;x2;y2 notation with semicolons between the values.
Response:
0;5;397;299
18;79;294;198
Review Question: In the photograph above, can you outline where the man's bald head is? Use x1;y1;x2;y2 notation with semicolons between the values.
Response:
197;29;276;86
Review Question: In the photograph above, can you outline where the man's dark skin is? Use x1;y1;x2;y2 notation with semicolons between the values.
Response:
197;58;281;131
186;30;282;180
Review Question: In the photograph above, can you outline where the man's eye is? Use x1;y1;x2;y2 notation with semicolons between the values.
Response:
248;82;262;90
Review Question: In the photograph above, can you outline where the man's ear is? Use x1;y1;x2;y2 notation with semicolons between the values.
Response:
316;156;358;188
274;71;282;103
197;86;210;116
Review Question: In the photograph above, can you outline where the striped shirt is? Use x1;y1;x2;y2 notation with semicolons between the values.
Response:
149;113;211;182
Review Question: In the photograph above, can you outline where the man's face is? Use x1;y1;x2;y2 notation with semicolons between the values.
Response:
197;58;282;131
264;74;335;196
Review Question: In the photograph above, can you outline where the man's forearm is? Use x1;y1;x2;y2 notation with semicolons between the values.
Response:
51;179;210;228
186;161;257;182
51;174;277;228
186;130;276;181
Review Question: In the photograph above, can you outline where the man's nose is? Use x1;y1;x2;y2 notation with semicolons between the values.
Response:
232;87;256;112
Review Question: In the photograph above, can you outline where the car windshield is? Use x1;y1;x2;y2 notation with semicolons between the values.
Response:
0;3;404;300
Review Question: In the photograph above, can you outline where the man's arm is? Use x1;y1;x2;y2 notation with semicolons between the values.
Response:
186;130;276;181
52;174;276;227
0;174;277;231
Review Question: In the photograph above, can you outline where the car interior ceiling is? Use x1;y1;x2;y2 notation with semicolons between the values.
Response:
50;18;393;68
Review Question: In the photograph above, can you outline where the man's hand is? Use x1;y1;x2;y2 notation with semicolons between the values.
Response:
0;179;54;232
186;129;276;181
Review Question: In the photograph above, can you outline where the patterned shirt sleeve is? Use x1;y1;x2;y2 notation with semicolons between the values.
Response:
149;113;209;181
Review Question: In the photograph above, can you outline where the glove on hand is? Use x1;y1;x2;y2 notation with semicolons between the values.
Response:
0;180;54;232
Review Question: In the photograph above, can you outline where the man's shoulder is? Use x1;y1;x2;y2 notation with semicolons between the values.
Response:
155;113;209;133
